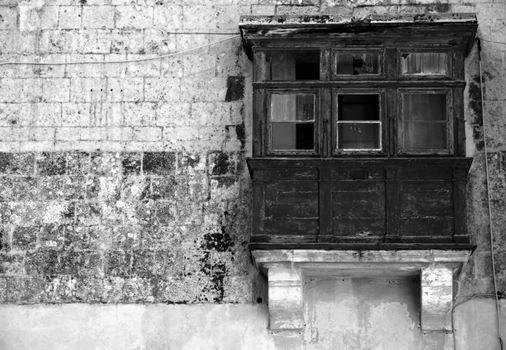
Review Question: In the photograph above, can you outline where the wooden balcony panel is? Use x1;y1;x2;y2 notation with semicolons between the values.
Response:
248;157;473;250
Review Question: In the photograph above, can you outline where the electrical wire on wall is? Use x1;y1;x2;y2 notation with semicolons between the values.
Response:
0;34;241;67
477;36;504;350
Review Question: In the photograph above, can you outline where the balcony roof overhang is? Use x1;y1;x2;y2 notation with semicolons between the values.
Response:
239;13;478;58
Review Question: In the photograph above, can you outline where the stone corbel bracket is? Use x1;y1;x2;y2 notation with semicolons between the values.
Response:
252;249;471;335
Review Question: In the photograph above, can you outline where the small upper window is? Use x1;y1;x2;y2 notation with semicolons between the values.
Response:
400;52;448;76
266;51;320;81
333;50;382;77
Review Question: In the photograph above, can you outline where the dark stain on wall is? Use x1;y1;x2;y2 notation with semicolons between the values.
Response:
122;153;142;175
468;74;484;150
0;151;247;304
211;152;231;176
143;152;176;175
236;122;246;150
202;232;233;252
426;2;451;13
225;76;245;102
37;153;67;176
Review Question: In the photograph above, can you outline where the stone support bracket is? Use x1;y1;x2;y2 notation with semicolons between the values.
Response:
252;249;471;334
267;263;303;332
421;265;454;331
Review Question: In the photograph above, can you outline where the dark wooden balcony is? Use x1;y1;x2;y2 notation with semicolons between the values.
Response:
247;158;473;250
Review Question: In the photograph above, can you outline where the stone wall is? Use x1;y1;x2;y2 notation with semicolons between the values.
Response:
0;1;505;348
0;151;253;303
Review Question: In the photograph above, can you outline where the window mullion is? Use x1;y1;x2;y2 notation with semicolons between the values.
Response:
321;87;331;157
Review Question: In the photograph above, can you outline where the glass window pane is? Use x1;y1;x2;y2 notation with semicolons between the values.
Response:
338;94;379;121
335;52;380;75
338;123;380;150
404;94;446;121
271;94;315;122
401;93;448;151
267;51;320;80
403;122;446;149
272;122;314;150
401;52;447;75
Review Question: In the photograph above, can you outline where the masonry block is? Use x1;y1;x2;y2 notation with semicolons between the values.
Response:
58;6;82;29
78;30;112;54
268;264;304;331
123;102;157;126
156;102;191;126
421;265;454;331
0;79;42;103
108;78;144;102
70;78;108;102
82;6;115;29
110;29;145;54
0;7;17;30
153;5;183;31
115;6;153;29
144;78;182;102
33;103;62;127
39;30;80;54
42;79;71;103
144;29;176;55
0;31;38;55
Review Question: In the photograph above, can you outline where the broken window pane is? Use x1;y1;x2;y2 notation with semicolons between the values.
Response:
338;94;379;121
335;52;380;75
401;52;447;75
271;94;315;150
336;94;381;151
401;93;448;151
267;51;320;80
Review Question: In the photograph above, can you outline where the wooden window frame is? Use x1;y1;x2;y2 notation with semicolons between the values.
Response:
331;48;385;80
397;88;454;155
332;88;387;155
398;48;452;79
265;88;321;156
253;47;461;157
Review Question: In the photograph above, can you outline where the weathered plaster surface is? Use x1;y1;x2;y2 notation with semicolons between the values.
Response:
0;304;276;350
304;277;423;350
0;0;505;349
0;299;504;350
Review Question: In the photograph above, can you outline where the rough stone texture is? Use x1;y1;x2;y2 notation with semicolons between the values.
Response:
0;151;251;303
0;0;505;348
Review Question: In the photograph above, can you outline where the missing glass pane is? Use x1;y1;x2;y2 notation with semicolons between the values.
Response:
272;123;314;150
336;94;381;151
335;52;380;75
401;52;447;75
267;51;320;80
338;95;379;121
401;93;448;151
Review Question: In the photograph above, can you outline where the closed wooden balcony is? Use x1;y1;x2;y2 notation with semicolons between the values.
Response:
248;157;473;250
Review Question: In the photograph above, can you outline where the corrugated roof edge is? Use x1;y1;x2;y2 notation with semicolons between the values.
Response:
238;13;477;27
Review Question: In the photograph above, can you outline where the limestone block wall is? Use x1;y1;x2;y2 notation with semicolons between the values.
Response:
0;0;504;312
